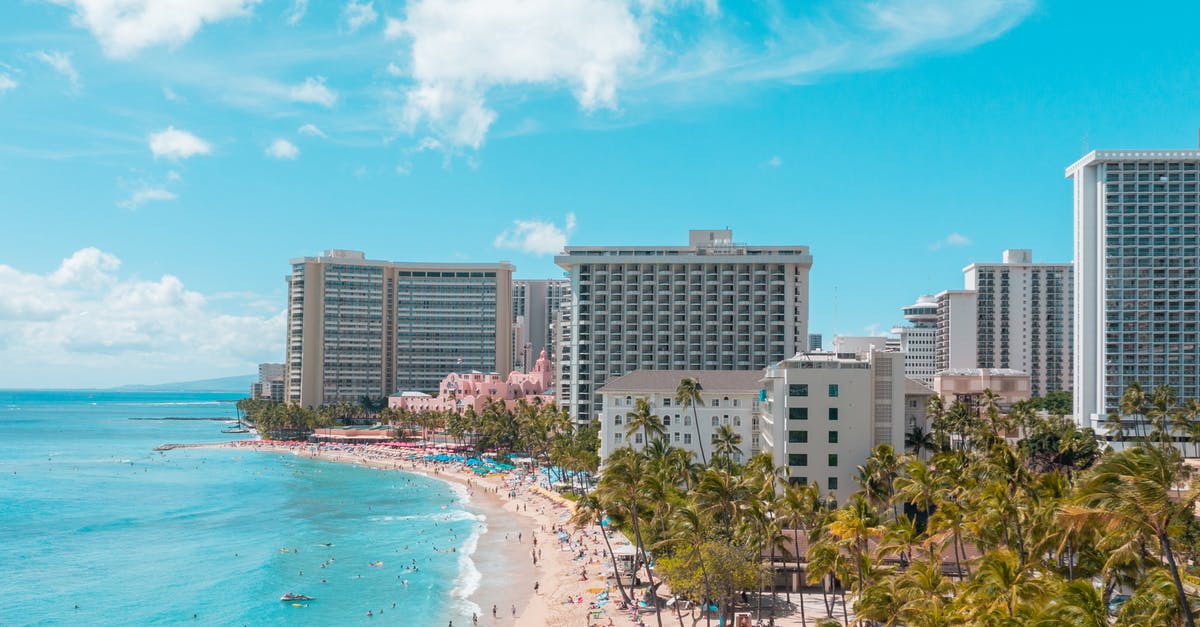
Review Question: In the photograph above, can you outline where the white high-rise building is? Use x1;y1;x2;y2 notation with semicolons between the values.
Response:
555;229;813;422
935;290;978;373
758;351;906;503
964;250;1073;397
892;295;938;387
1067;149;1200;429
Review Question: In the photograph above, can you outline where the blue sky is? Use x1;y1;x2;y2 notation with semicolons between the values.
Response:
1;0;1199;387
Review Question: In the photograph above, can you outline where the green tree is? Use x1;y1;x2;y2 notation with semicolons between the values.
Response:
675;378;707;465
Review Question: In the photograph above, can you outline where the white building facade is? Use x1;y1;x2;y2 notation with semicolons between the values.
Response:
758;351;906;504
935;290;979;372
892;295;938;387
1067;150;1200;429
555;229;813;423
596;370;763;464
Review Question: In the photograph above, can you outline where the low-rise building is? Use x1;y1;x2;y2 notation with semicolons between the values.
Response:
389;349;555;415
759;351;906;504
932;368;1031;408
596;370;763;464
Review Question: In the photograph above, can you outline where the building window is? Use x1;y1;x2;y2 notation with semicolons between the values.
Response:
614;415;622;425
828;431;838;444
684;416;692;426
614;433;622;442
711;399;719;407
789;384;808;397
674;433;680;442
828;477;838;491
733;416;741;427
732;399;740;407
684;433;692;444
793;476;808;486
789;407;808;420
828;384;839;397
712;416;719;427
663;415;671;426
789;454;808;466
711;433;718;443
828;453;838;467
663;398;671;407
828;407;839;421
635;434;643;444
789;431;808;443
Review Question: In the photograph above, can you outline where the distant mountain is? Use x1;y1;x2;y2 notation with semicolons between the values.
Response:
112;374;256;393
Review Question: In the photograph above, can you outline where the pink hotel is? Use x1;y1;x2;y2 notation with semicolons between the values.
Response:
388;349;556;415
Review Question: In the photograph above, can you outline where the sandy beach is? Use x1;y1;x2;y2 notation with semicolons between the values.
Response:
192;440;649;627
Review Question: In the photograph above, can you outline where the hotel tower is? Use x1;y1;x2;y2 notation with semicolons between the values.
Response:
285;250;514;407
1068;149;1200;429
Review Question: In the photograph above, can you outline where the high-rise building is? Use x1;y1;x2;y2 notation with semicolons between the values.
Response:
512;279;570;372
964;249;1073;397
808;333;823;351
892;295;938;387
251;362;285;402
555;229;813;422
1067;149;1200;429
758;351;906;503
285;250;514;407
934;290;978;372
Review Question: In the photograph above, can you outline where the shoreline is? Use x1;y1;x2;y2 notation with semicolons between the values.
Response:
186;440;640;626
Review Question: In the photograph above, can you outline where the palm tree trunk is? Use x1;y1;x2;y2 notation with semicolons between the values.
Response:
692;404;707;465
597;516;633;605
692;544;713;627
1160;534;1196;627
793;527;805;625
630;508;663;627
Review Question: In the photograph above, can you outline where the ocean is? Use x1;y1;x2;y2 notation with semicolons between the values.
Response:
0;390;489;626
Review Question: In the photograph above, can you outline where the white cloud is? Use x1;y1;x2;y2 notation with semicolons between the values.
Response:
0;73;16;92
395;0;643;148
265;138;299;160
285;0;308;25
53;0;259;58
929;232;972;250
289;76;337;107
118;187;177;210
148;126;212;160
0;248;284;387
385;61;403;77
764;155;782;168
383;16;403;39
342;0;377;32
34;50;81;90
494;213;577;255
297;123;326;138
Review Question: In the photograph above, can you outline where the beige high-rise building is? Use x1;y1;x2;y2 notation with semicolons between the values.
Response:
512;279;570;372
555;229;812;422
285;250;513;407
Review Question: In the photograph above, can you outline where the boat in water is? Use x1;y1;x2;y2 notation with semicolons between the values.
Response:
280;593;313;602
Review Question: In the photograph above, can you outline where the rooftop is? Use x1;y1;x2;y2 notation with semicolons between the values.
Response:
1066;149;1200;177
935;368;1029;377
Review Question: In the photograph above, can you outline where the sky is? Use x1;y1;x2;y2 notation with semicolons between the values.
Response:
1;0;1199;388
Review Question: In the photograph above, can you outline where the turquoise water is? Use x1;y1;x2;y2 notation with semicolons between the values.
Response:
0;390;485;626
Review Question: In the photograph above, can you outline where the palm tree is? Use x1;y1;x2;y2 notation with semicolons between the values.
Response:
905;424;937;460
597;448;664;627
656;502;716;627
625;397;666;450
711;424;743;464
960;548;1042;621
780;479;821;625
1062;445;1197;627
675;378;707;465
570;492;634;605
1120;381;1149;441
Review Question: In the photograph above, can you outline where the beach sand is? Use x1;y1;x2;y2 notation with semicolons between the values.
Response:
197;441;646;627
